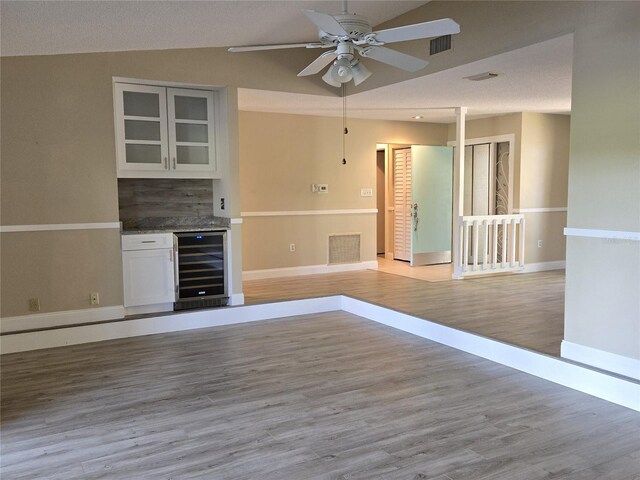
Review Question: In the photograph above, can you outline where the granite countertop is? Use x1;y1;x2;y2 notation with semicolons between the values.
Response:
120;216;230;234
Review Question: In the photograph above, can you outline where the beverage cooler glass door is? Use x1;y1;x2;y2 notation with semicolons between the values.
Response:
175;232;227;300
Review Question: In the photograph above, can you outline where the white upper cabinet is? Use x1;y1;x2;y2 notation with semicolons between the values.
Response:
114;82;220;179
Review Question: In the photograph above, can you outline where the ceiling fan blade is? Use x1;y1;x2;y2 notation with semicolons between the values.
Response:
298;51;337;77
373;18;460;44
303;10;349;36
228;42;322;52
358;46;428;72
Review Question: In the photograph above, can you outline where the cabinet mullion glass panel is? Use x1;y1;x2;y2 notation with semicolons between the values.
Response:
117;85;167;168
168;89;214;168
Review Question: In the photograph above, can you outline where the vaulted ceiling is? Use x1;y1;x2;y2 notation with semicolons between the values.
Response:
1;0;573;123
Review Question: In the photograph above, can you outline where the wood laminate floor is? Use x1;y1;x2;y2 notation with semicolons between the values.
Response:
244;269;565;356
2;312;639;479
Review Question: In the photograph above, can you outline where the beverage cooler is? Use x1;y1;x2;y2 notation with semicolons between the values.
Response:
174;231;228;310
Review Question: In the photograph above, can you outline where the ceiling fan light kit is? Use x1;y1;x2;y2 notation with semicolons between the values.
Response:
228;7;460;88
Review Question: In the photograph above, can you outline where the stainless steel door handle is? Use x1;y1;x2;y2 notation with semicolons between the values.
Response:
412;203;419;231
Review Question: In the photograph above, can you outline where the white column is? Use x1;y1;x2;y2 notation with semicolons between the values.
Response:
452;107;467;279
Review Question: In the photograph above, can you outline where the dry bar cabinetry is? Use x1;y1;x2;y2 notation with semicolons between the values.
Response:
121;233;175;309
114;82;221;179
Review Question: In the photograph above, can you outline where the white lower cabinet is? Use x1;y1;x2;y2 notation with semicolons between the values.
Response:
122;233;176;308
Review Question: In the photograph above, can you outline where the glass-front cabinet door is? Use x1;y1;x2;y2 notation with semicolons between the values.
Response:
114;84;168;172
167;88;216;173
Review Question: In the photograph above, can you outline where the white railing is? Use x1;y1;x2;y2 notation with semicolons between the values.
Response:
456;214;525;277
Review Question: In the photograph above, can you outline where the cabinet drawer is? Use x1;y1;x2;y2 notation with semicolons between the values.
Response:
122;233;174;251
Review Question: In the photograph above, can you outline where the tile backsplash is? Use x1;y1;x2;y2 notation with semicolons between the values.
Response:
118;178;214;223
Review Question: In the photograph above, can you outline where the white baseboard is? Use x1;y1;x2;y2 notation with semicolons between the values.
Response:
521;260;566;273
341;296;640;412
125;303;173;316
0;305;125;334
0;296;341;355
561;340;640;381
2;295;638;411
229;293;245;306
243;261;378;281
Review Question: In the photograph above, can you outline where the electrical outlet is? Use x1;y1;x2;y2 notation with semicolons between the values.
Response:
90;292;100;305
361;188;373;197
28;297;40;312
311;184;329;193
289;243;296;252
537;240;543;248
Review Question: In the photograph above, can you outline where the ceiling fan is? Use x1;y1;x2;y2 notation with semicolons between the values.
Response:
228;3;460;87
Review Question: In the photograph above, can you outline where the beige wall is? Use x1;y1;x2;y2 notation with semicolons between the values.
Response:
1;230;123;317
520;113;570;264
0;47;277;316
520;113;570;210
239;111;448;271
564;3;640;360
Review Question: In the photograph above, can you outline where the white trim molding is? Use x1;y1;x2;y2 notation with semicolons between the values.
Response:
243;260;378;281
2;296;637;411
341;297;640;412
1;306;125;334
515;207;567;213
1;297;342;355
564;227;640;241
0;222;121;233
521;260;566;273
241;209;377;218
229;293;245;306
561;340;640;381
230;218;243;225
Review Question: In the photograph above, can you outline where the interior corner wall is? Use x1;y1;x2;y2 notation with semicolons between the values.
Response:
520;113;570;264
239;111;448;272
564;2;640;362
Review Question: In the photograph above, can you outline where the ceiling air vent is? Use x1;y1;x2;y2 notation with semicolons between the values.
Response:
430;35;452;55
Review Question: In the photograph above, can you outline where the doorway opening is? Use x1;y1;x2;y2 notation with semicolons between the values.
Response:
376;143;454;273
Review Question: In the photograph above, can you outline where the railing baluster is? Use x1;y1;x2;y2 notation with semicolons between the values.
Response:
510;218;517;268
519;217;525;267
501;219;507;268
472;220;479;271
492;219;499;268
482;219;489;269
463;220;470;272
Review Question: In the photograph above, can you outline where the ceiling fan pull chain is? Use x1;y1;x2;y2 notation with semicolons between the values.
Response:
342;83;348;165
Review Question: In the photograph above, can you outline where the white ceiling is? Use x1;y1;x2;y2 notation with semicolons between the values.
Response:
1;0;573;124
240;34;573;123
0;0;429;56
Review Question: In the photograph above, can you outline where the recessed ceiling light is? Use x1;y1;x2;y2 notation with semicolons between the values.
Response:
413;115;423;119
465;72;500;81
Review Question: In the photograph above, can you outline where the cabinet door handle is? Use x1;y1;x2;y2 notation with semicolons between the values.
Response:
169;250;173;263
164;157;168;169
172;157;176;169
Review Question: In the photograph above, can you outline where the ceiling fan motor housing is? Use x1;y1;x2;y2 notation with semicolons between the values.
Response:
319;14;372;41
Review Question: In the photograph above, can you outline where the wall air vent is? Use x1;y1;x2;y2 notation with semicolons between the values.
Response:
430;35;452;55
465;72;500;81
328;234;361;265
